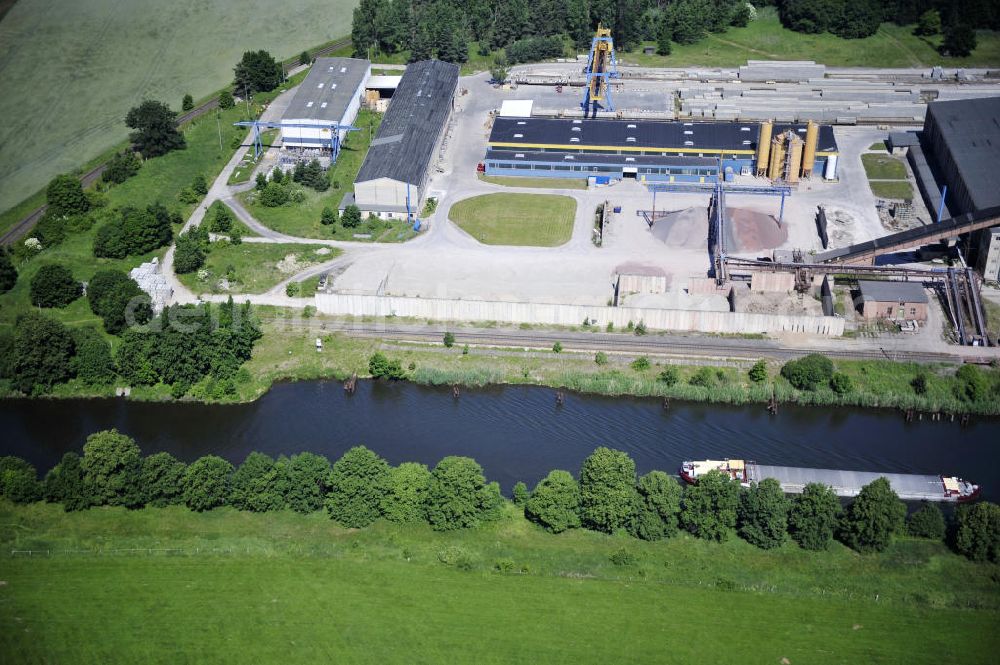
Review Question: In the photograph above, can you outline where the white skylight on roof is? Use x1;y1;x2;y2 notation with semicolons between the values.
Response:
318;83;324;89
340;67;347;73
626;137;636;142
515;153;524;158
684;130;693;135
625;157;635;162
564;155;575;160
684;140;694;146
742;140;751;145
627;124;636;128
332;83;337;89
513;133;523;138
572;127;581;132
570;137;580;142
306;101;314;108
573;120;582;124
321;102;328;108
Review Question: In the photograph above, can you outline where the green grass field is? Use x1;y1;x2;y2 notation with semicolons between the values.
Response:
621;7;1000;69
449;193;577;246
868;141;887;151
862;154;909;180
176;242;338;295
478;174;589;190
1;501;997;664
871;180;915;199
0;0;357;217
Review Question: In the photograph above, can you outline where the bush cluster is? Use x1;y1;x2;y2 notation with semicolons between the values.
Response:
93;203;177;259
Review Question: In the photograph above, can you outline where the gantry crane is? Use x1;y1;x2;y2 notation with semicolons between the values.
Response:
581;24;619;116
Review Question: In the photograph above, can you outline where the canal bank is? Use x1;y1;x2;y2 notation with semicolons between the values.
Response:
3;379;998;502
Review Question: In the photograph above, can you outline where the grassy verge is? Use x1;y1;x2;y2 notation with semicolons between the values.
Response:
240;110;384;239
868;141;887;151
618;8;1000;68
1;501;996;664
176;243;338;296
479;174;589;190
228;129;279;185
449;193;577;246
232;323;1000;414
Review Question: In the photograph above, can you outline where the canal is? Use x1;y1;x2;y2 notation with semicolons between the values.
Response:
2;380;996;500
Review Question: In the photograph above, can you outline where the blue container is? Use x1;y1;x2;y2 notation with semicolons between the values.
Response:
613;206;622;213
413;219;422;231
595;176;610;185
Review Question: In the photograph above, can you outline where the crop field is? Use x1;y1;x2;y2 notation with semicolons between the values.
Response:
0;0;357;217
1;501;998;664
450;193;577;246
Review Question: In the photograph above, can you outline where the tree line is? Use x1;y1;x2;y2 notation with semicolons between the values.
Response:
0;299;261;399
350;0;991;66
1;434;996;563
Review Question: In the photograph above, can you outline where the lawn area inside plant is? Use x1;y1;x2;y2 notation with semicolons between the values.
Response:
176;242;338;295
1;501;996;664
478;174;588;190
870;181;915;199
241;110;384;239
861;154;908;180
449;193;577;246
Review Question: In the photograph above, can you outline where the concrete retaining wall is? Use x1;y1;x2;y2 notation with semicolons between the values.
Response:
315;293;844;336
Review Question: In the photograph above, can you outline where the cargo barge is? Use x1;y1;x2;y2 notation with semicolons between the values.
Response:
679;459;980;502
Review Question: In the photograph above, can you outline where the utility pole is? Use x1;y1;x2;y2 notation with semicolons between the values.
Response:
216;110;222;150
244;83;251;118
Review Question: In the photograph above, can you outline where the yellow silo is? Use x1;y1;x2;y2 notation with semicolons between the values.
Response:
756;121;773;176
768;133;786;181
801;121;819;178
786;132;803;183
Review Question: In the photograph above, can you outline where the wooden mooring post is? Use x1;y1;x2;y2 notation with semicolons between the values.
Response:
766;388;778;416
452;385;460;399
555;391;565;406
343;373;357;394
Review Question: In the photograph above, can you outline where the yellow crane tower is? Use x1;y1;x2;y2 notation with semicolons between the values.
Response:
582;24;619;116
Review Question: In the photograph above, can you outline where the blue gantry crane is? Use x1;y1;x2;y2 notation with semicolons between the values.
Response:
233;120;360;161
581;24;620;116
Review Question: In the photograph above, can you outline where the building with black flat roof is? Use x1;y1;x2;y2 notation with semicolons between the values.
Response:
484;117;838;184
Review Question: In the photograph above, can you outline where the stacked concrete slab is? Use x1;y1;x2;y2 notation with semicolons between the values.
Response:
738;60;826;82
129;257;172;313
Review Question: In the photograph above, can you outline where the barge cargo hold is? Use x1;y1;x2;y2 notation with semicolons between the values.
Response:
679;459;980;502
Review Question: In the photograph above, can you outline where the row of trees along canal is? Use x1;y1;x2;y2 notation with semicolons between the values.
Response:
1;431;998;564
349;0;992;68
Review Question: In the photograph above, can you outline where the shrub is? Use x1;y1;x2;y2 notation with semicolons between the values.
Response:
955;364;987;402
512;481;530;506
630;356;650;371
320;206;337;226
781;354;834;391
954;502;1000;562
608;547;636;567
71;328;116;386
737;478;789;549
87;269;152;334
443;332;455;348
634;321;647;336
594;351;608;366
911;371;928;395
46;174;89;217
907;502;946;540
341;204;362;229
552;341;563;353
381;462;432;523
325;446;390;527
525;469;582;533
0;247;17;293
658;366;679;386
29;265;81;308
839;477;906;553
102;150;142;184
182;455;234;511
830;372;853;394
368;352;406;380
259;181;290;207
425;456;503;531
748;359;768;383
219;90;235;109
680;469;741;541
630;471;682;541
580;447;640;533
81;429;143;507
688;367;716;388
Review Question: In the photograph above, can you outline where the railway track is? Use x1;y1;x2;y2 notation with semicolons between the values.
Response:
262;318;962;365
1;37;352;246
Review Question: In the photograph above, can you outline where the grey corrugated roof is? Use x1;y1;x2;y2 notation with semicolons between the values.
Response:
888;131;920;148
858;280;928;303
283;58;369;123
488;118;838;154
486;150;717;167
927;96;1000;210
355;60;459;186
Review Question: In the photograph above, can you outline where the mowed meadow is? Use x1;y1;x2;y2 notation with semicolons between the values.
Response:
0;0;357;215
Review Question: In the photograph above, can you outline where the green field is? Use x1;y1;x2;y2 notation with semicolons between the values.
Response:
1;501;997;663
0;0;358;217
862;154;909;180
176;242;338;295
479;174;589;190
449;193;577;246
871;180;915;199
621;7;1000;69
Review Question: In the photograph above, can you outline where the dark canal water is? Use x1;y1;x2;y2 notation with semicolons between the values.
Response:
2;380;997;500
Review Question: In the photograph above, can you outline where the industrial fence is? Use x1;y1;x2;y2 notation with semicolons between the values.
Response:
315;293;845;336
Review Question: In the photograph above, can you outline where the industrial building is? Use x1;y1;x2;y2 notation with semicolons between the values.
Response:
484;117;838;184
855;281;928;322
918;96;1000;216
978;227;1000;282
349;59;459;219
280;57;370;160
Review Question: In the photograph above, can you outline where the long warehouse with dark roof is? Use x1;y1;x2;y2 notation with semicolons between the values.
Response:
350;59;459;218
485;117;839;183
